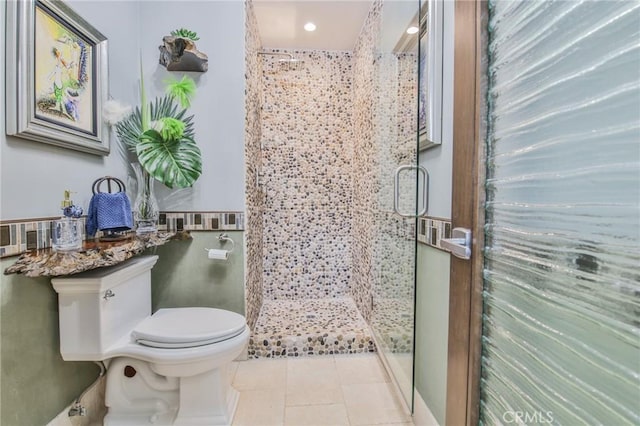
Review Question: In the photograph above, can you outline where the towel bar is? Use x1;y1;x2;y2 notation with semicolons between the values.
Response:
90;176;130;242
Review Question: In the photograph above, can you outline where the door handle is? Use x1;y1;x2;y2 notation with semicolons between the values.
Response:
393;165;429;217
441;227;472;260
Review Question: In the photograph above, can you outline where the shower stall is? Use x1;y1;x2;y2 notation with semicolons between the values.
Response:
247;46;377;358
244;0;421;409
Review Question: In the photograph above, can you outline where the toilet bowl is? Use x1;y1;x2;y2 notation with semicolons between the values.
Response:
51;255;249;425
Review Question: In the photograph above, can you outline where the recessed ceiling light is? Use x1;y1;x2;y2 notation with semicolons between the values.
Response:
406;26;419;35
304;22;317;32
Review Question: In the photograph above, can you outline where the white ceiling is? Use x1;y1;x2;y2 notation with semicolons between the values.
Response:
252;1;374;51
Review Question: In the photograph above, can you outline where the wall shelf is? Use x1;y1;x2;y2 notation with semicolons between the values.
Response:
4;231;190;278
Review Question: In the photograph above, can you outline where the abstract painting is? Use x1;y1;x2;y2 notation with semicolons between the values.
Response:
5;0;109;155
34;4;94;134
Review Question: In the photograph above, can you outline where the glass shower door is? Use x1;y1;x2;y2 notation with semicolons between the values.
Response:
368;0;421;410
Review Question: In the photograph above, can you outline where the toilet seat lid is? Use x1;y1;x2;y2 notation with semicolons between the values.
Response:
132;308;246;348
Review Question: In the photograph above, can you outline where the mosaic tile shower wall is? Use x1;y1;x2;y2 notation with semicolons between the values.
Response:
350;0;382;322
373;53;418;302
370;52;418;355
351;0;418;355
243;0;264;330
260;48;354;300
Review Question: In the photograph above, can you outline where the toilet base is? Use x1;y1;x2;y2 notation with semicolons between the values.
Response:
173;387;239;426
104;358;240;426
105;412;177;426
173;366;239;425
104;390;238;426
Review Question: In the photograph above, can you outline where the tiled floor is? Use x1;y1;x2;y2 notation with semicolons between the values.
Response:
230;354;414;426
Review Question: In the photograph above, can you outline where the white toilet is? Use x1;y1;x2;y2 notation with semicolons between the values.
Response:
51;255;249;425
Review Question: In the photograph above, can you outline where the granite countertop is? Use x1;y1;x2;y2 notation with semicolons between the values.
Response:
4;231;191;277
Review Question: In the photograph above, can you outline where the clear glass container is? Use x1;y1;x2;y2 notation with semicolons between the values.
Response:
52;217;82;252
132;162;159;235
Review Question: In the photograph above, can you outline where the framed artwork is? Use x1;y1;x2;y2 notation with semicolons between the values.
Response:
5;0;109;155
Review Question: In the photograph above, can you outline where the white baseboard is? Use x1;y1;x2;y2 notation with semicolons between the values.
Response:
413;388;440;426
47;376;106;426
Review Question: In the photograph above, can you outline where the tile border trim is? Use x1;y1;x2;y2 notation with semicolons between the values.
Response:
2;212;449;257
157;211;244;233
0;211;244;258
417;216;452;252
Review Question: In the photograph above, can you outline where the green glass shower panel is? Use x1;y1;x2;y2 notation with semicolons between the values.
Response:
481;1;640;425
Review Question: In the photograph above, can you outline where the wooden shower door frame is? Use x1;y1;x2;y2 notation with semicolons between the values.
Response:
445;0;486;425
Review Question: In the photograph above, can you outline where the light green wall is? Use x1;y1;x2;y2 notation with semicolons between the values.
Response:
0;260;100;426
149;231;245;315
415;244;450;425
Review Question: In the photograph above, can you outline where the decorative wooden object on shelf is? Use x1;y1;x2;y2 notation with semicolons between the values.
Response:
4;231;190;278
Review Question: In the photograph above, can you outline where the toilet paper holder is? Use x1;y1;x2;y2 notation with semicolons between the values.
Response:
204;233;235;254
217;233;235;253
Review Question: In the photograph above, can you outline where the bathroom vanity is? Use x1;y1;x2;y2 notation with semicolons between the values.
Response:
3;231;188;277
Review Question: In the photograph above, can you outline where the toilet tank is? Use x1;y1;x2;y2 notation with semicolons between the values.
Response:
51;255;159;361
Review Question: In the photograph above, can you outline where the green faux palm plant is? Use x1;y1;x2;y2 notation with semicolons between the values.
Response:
113;68;202;189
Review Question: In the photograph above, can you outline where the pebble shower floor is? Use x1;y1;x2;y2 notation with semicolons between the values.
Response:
248;298;376;358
